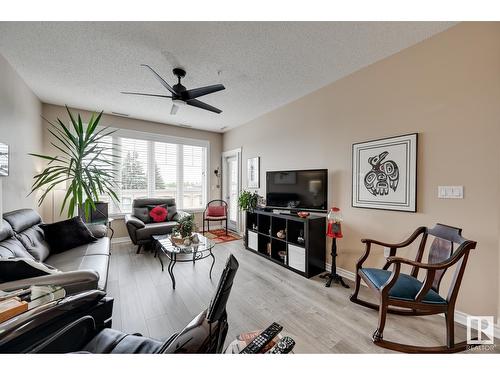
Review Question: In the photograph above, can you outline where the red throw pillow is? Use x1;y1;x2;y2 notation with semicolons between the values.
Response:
207;205;225;217
149;205;168;222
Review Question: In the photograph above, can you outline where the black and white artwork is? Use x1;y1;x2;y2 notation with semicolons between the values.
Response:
352;133;417;212
0;143;8;177
247;156;260;188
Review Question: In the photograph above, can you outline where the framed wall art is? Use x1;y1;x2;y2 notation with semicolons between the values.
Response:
247;156;260;188
352;133;417;212
0;143;8;177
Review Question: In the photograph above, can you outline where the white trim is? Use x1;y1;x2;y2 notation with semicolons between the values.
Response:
222;148;242;233
329;263;500;339
325;262;366;287
107;126;210;148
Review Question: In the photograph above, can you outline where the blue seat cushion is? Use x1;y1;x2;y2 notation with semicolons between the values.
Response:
360;268;447;304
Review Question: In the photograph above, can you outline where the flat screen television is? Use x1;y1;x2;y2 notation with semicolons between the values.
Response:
266;169;328;212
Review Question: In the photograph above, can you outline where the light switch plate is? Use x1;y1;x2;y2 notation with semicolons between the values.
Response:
438;186;463;199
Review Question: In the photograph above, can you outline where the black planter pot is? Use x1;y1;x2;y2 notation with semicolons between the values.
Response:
78;201;109;223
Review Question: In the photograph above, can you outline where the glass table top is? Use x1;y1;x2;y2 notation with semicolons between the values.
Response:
153;233;215;254
0;285;66;314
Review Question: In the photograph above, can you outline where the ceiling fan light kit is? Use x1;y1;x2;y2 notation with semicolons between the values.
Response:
121;64;225;115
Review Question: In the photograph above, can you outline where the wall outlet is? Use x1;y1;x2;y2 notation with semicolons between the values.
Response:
438;186;464;199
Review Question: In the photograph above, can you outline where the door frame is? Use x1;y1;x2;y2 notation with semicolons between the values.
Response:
221;148;242;233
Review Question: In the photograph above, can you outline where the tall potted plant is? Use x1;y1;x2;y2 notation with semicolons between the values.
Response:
29;107;119;220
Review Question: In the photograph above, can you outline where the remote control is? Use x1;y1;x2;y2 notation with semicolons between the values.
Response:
239;322;283;354
268;336;295;354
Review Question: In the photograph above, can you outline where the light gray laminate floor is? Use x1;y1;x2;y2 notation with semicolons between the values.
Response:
106;239;498;353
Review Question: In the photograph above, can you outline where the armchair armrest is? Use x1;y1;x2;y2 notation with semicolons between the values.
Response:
124;214;145;229
355;227;426;271
0;270;99;295
361;227;426;248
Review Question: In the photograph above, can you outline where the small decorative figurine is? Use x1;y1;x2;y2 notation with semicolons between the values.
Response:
277;229;286;239
191;233;199;244
297;229;305;245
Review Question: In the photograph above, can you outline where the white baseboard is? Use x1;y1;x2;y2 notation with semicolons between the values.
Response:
326;262;500;339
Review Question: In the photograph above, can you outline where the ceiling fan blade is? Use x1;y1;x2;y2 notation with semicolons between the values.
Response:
140;64;177;95
186;99;222;114
121;91;172;99
170;104;179;115
182;84;225;100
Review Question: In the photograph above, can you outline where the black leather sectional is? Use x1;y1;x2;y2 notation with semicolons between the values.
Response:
0;209;110;293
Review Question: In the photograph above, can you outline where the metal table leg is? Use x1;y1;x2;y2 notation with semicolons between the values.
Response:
158;249;165;271
168;253;177;289
209;249;215;279
108;224;115;240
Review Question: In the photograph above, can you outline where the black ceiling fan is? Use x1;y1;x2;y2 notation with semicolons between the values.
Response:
121;64;225;115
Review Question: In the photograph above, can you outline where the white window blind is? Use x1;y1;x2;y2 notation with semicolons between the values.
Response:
99;129;208;214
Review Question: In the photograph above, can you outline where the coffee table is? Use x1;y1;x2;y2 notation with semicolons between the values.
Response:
152;233;216;289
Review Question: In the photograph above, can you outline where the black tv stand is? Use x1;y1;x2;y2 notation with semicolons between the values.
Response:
245;210;325;278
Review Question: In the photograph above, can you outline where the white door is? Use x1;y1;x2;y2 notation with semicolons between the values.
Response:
222;149;241;232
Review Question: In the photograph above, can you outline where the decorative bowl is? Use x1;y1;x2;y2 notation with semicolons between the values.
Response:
170;236;186;245
297;211;310;218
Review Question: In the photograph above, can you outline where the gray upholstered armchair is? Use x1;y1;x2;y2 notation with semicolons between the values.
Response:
124;198;190;253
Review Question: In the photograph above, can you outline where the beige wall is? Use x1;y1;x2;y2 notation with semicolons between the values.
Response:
223;22;500;318
41;103;222;236
0;54;43;215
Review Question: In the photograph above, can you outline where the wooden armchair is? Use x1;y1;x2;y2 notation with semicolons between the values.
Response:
350;223;477;353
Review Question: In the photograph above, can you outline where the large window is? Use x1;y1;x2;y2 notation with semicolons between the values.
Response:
99;129;208;214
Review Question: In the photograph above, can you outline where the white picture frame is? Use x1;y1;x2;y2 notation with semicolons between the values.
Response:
247;156;260;188
352;133;417;212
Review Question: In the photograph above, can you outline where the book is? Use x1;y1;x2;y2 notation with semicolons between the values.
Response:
0;297;28;323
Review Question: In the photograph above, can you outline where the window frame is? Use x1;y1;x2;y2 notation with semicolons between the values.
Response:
101;127;210;217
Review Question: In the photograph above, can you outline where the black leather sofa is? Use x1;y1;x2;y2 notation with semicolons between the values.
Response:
124;198;190;253
0;255;239;354
0;209;110;293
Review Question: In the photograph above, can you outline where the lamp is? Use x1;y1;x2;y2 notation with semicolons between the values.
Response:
320;207;349;288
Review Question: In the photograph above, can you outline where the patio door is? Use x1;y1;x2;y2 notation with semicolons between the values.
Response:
222;149;241;233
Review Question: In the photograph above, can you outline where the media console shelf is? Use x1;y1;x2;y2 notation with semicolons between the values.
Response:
245;210;325;278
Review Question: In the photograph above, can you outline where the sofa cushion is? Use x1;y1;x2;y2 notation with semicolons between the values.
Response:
0;220;13;241
360;268;447;304
136;222;178;241
15;226;51;262
149;205;168;222
133;207;151;224
166;205;177;221
0;237;36;260
46;237;110;290
207;205;226;217
0;221;33;260
3;209;42;233
86;224;107;239
0;258;60;282
40;217;97;254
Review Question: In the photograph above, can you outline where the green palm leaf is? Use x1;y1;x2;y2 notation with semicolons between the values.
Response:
29;107;120;220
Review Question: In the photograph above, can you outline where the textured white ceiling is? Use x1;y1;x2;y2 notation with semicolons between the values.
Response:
0;22;455;132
